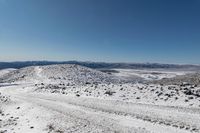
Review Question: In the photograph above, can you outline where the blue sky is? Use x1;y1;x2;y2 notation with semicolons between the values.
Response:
0;0;200;64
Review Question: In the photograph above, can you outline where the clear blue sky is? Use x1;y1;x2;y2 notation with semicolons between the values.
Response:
0;0;200;64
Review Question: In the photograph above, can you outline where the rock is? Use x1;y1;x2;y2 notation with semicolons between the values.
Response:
104;90;116;96
76;94;80;97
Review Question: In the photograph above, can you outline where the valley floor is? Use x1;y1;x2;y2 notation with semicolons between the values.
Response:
1;84;200;133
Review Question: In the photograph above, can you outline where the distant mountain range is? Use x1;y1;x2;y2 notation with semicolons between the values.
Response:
0;61;200;70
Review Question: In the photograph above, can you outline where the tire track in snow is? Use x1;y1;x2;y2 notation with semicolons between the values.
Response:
13;95;149;133
10;92;195;133
36;95;200;133
2;85;199;133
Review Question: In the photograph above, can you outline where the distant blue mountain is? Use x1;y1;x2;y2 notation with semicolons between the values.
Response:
0;61;199;70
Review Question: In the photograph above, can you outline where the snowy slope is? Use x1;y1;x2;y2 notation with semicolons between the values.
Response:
0;64;121;84
153;72;200;86
0;66;38;83
0;68;17;78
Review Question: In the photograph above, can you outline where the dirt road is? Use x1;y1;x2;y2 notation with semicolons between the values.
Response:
1;84;200;133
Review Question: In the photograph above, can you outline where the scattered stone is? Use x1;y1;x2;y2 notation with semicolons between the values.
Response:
104;90;116;96
136;97;140;100
76;94;80;97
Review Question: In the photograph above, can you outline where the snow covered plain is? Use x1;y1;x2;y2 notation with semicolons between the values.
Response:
110;69;190;81
0;64;200;133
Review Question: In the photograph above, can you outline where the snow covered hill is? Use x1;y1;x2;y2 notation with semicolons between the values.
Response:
0;64;121;84
0;68;17;78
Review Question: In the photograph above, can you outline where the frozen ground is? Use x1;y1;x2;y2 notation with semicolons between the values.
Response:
0;64;200;133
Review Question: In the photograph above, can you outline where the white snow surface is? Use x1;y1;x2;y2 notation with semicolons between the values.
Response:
0;68;17;77
1;64;121;84
112;69;189;80
0;64;200;133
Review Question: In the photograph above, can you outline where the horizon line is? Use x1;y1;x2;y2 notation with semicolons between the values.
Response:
0;60;199;66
